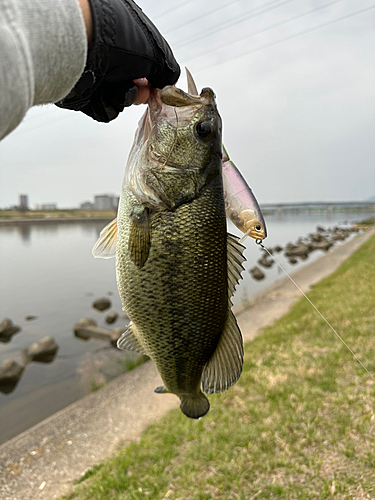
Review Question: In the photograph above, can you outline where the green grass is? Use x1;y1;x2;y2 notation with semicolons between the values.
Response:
359;217;375;226
63;233;375;500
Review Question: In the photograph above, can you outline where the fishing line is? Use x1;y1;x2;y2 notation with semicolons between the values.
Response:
247;238;374;379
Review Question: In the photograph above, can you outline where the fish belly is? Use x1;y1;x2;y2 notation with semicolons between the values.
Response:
116;182;227;398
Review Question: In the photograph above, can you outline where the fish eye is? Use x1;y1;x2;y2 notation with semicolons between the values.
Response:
195;121;213;140
255;224;262;231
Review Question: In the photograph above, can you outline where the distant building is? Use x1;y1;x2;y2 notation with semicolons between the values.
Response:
36;203;58;210
80;201;94;210
19;194;28;210
94;194;119;211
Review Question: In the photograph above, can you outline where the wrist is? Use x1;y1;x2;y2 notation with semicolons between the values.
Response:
78;0;93;46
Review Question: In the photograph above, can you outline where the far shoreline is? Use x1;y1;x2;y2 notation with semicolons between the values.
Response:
0;217;113;226
0;209;116;226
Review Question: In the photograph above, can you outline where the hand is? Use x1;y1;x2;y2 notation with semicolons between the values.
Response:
133;78;151;105
56;0;180;121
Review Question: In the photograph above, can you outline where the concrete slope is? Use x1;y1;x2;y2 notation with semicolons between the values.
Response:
0;228;373;500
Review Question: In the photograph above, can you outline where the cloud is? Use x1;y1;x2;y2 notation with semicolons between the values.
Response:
0;0;374;207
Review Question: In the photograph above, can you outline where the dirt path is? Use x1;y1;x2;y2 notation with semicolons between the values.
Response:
0;228;373;500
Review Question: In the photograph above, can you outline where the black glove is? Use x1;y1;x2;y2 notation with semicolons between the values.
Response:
56;0;180;122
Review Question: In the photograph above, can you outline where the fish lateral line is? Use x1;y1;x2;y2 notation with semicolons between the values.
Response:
244;237;373;380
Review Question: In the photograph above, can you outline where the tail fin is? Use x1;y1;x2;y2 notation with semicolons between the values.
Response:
180;393;210;419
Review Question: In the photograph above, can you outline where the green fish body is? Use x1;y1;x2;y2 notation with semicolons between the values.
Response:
93;85;245;418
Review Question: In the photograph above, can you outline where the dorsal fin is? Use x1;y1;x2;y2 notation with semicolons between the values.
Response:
92;218;118;259
227;233;246;300
201;309;243;394
185;67;198;95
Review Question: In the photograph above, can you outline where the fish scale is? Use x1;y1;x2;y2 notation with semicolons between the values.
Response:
117;177;228;398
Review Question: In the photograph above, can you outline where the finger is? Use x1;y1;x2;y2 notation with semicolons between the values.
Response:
134;82;150;104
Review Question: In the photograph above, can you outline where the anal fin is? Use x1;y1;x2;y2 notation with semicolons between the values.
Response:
117;322;146;354
92;218;118;259
201;310;244;394
129;205;151;269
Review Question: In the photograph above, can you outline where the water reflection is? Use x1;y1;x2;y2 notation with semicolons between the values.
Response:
18;223;31;242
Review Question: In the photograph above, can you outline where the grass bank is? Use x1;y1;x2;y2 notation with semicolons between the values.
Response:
64;233;375;500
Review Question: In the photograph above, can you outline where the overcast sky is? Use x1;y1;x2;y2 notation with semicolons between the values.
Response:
0;0;374;209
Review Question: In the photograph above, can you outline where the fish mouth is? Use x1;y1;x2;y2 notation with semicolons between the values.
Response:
146;86;217;131
135;66;217;153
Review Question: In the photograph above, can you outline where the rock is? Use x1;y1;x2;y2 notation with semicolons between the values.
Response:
0;360;25;393
105;311;118;324
78;317;97;327
310;233;323;243
288;257;298;264
285;242;296;251
332;232;347;241
308;240;333;252
74;318;117;345
316;226;325;233
74;318;98;340
0;318;21;343
92;297;111;311
250;266;265;280
25;315;37;321
258;257;273;268
285;243;309;258
23;336;59;364
0;359;24;383
300;254;308;260
273;245;283;253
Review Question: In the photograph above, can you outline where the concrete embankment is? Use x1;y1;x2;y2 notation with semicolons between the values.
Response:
0;228;374;500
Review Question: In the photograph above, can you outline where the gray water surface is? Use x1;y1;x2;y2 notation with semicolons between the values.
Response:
0;212;372;444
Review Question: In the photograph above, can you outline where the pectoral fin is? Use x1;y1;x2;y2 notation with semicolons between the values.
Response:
227;233;246;300
129;205;151;269
92;218;118;259
117;322;146;354
201;310;244;394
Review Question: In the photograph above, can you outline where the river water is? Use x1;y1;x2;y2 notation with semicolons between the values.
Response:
0;211;373;444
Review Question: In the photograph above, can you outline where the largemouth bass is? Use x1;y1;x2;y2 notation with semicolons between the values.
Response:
93;74;264;419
